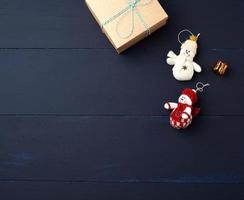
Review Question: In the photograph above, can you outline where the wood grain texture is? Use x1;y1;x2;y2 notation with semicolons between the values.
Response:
0;116;244;181
0;0;243;49
0;49;242;115
0;0;244;199
1;182;244;200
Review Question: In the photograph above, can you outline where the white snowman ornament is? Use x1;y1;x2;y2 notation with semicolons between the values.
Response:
166;30;202;81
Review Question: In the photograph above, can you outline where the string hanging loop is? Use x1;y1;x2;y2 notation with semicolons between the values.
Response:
195;82;210;93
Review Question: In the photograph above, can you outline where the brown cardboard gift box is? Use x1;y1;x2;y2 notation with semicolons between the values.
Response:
85;0;168;53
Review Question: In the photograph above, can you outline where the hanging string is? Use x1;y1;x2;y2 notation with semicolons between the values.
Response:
195;82;210;93
178;29;200;44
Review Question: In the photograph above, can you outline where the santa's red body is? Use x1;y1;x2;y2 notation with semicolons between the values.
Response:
170;103;193;129
165;102;200;129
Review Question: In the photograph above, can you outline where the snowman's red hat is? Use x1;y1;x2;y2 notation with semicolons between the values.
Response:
182;88;198;104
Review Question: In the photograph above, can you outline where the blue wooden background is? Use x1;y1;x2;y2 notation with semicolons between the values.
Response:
0;0;244;199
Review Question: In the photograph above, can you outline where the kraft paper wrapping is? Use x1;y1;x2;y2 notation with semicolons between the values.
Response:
85;0;168;53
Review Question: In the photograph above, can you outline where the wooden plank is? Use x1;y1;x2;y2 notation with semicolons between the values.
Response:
0;116;244;181
0;1;243;200
1;182;244;200
0;49;242;115
0;0;243;49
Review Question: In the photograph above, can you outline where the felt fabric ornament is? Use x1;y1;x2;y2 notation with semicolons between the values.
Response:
166;29;202;81
164;82;209;129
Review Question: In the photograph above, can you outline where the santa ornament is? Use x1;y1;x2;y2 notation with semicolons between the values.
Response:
166;29;202;81
164;82;210;129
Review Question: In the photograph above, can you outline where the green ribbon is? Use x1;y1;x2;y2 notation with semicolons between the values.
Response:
101;0;153;39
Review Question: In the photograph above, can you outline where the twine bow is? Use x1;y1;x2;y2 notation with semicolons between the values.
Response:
101;0;153;39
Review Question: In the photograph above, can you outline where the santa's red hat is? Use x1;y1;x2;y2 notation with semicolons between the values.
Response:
182;88;198;104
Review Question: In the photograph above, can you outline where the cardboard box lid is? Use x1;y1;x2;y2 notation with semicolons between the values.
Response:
86;0;168;52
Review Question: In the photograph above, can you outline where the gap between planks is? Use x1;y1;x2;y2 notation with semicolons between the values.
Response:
0;48;243;51
0;114;243;117
0;178;244;184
